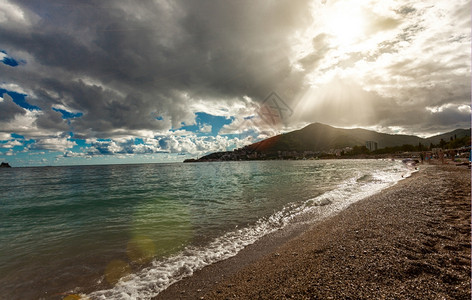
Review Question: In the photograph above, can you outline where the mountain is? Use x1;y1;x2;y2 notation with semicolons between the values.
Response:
186;123;470;162
424;128;471;145
246;123;470;153
248;123;410;153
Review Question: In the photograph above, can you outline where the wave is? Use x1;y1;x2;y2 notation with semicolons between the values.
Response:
86;161;411;299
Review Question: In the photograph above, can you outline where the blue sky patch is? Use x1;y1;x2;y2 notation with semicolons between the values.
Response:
52;107;83;119
0;88;40;110
1;50;19;67
11;133;25;139
2;56;19;67
70;138;88;148
195;112;234;135
176;112;234;135
178;123;199;133
134;138;145;144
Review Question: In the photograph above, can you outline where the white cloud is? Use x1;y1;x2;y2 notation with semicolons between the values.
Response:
1;139;22;148
51;104;82;114
189;96;257;118
288;0;471;135
1;109;37;132
0;0;27;24
0;107;72;139
30;137;76;152
0;133;11;140
0;83;28;95
426;104;471;114
75;134;252;158
168;129;194;136
458;105;471;114
200;124;212;133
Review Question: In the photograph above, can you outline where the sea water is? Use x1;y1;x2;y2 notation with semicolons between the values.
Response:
0;160;413;299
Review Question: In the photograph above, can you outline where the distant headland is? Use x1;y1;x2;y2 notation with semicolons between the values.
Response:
1;162;12;168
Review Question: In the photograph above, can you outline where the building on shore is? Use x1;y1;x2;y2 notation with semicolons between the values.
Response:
365;141;378;152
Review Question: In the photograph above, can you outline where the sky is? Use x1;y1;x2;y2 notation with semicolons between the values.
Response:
0;0;470;167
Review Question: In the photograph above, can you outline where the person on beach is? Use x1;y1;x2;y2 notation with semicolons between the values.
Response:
439;150;445;164
420;152;424;164
449;150;456;162
425;152;431;164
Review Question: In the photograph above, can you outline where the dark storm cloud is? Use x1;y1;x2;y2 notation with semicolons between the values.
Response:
34;108;69;132
0;93;26;122
0;0;469;151
32;79;172;136
298;33;331;71
1;0;312;139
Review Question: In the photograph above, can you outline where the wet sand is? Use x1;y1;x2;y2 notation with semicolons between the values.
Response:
156;164;471;299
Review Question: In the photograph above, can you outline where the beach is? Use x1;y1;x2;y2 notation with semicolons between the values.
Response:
156;164;471;299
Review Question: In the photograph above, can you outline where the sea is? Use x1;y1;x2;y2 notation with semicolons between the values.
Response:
0;159;414;299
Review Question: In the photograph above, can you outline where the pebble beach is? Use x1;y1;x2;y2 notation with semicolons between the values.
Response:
156;163;471;299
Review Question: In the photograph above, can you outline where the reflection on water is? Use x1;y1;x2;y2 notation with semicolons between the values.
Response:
0;160;410;299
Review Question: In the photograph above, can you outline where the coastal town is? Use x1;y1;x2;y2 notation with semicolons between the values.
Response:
185;141;471;164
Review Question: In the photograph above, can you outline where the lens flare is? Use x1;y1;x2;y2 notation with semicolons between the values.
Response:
126;236;156;264
104;260;131;286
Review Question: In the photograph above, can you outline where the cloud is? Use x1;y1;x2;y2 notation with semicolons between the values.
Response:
1;0;312;140
0;94;72;139
0;0;469;164
0;139;23;148
70;134;251;158
29;137;76;152
34;108;70;132
291;0;470;135
292;75;471;137
0;93;26;122
200;124;212;133
0;0;31;26
425;104;471;130
85;140;123;155
298;33;332;71
1;50;19;67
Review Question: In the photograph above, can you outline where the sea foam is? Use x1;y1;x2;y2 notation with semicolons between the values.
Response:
87;161;411;300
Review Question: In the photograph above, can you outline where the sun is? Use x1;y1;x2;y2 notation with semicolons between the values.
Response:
290;1;369;68
323;3;366;47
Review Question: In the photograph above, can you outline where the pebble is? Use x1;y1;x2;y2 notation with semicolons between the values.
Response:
183;166;471;300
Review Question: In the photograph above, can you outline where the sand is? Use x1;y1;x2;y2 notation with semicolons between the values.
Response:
155;164;471;299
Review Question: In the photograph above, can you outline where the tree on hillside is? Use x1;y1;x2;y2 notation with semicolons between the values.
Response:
351;145;369;155
439;139;447;148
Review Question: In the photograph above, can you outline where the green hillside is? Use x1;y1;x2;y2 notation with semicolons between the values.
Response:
246;123;470;153
188;123;471;162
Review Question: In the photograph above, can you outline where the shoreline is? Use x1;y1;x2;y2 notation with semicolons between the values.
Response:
155;164;471;299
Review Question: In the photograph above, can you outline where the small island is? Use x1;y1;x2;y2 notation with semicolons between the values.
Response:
1;162;12;168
